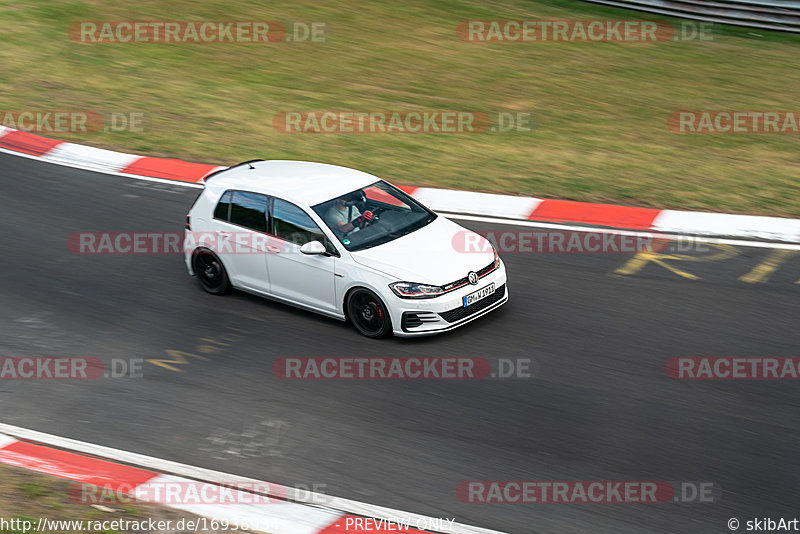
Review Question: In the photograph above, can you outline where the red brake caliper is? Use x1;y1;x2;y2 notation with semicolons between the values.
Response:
375;303;384;322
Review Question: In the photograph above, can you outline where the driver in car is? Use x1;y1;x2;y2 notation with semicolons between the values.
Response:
326;193;374;235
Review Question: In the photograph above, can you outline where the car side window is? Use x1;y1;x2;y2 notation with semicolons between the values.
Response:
229;191;268;232
272;198;330;249
214;191;233;221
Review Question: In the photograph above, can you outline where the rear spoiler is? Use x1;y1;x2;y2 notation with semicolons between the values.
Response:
203;159;265;182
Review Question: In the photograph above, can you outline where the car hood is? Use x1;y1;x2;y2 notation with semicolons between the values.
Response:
350;217;495;285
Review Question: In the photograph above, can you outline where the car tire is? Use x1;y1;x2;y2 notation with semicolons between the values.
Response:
192;248;231;295
346;288;393;338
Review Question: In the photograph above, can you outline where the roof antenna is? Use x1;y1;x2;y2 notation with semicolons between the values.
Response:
247;162;255;169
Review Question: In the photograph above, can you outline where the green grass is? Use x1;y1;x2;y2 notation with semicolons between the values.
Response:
0;465;134;533
18;482;55;499
0;0;799;216
0;464;238;534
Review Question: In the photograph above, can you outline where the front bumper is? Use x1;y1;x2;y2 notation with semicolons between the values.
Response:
389;262;508;337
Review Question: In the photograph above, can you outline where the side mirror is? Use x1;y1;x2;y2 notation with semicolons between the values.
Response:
300;240;327;255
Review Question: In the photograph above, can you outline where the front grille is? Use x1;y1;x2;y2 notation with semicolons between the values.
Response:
476;261;497;277
441;260;497;292
438;284;506;323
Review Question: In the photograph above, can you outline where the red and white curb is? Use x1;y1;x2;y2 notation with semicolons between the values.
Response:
0;425;503;534
1;126;798;243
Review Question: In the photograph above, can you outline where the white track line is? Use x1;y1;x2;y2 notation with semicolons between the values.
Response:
4;145;798;250
0;146;205;189
0;433;17;449
0;423;506;534
439;213;800;251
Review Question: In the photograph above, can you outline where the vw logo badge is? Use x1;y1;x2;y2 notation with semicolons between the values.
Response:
468;271;479;285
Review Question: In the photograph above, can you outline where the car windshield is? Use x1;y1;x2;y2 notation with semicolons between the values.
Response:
312;181;436;251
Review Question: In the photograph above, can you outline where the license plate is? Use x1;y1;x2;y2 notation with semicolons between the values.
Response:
463;283;495;307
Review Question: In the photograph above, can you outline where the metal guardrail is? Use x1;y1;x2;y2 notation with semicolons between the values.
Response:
580;0;800;33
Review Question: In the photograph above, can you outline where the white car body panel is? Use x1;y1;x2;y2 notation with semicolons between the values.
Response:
350;216;495;284
268;240;338;313
213;219;271;291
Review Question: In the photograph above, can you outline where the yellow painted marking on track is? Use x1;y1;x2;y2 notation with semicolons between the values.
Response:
146;350;209;373
613;244;739;280
199;337;231;346
147;327;246;372
196;337;235;354
739;249;799;284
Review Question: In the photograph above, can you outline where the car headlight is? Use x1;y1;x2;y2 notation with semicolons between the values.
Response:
389;281;445;299
493;246;500;269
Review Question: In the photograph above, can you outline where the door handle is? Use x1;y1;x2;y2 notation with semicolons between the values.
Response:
266;245;281;253
216;231;230;239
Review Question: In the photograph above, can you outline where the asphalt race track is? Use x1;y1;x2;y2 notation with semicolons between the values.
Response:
1;152;799;533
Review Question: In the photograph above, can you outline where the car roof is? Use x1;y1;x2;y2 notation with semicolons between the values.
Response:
204;160;381;206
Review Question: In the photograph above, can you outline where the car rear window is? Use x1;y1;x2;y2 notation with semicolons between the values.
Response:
213;191;232;221
222;191;267;232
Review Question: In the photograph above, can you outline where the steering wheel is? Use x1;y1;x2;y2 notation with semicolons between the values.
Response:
342;210;380;237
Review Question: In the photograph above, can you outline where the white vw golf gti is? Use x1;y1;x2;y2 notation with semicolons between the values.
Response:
185;160;508;337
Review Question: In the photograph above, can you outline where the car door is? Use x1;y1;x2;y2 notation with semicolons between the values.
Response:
267;197;337;313
213;190;271;292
